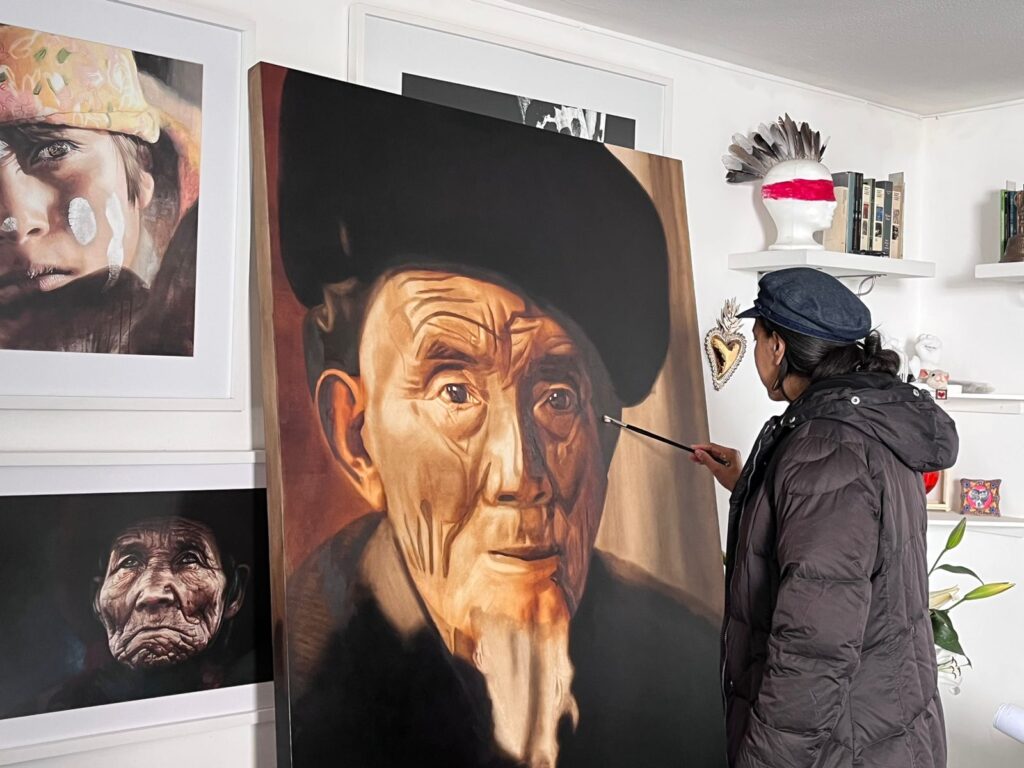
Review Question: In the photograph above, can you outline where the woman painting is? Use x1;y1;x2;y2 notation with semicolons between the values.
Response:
692;268;957;768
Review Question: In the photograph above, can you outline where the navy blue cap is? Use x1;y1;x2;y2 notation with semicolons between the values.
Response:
737;267;872;343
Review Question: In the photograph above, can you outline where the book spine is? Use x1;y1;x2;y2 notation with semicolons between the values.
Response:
824;182;849;252
850;172;863;251
881;181;893;257
890;184;903;259
872;183;886;254
860;178;874;253
1002;190;1010;258
888;172;904;260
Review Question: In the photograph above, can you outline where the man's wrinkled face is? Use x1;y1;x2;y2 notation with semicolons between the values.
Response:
95;518;236;670
355;271;609;637
0;126;152;302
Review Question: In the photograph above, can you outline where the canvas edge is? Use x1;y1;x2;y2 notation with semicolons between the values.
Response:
247;61;294;768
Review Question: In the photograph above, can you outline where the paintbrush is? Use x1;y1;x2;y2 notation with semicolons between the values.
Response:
602;415;731;467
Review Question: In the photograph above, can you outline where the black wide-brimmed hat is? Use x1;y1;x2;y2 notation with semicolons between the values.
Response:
276;71;670;406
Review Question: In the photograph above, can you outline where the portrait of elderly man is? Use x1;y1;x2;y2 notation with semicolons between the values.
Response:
254;67;726;768
0;23;201;355
0;490;272;719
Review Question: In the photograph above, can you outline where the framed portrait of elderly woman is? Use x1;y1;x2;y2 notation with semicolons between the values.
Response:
251;64;725;768
0;461;273;762
0;0;248;409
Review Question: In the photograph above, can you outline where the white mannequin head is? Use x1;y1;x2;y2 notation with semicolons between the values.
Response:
761;160;836;251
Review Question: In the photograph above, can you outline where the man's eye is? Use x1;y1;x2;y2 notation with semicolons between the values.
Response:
33;140;75;163
116;555;142;571
441;383;475;406
544;388;578;413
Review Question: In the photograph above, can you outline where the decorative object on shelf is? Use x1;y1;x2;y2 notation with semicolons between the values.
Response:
907;333;942;382
959;479;1002;516
925;469;951;512
881;332;910;382
923;370;950;399
722;114;834;251
928;517;1014;694
1001;190;1024;263
704;298;747;390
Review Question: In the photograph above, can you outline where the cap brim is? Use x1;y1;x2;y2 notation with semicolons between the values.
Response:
736;307;760;319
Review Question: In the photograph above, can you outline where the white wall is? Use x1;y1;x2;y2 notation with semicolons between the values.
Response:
918;102;1024;768
4;0;1021;766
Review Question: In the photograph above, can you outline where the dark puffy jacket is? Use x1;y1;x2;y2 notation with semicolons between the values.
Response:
723;373;958;768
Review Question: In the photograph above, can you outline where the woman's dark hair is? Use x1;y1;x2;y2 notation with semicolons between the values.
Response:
757;317;900;394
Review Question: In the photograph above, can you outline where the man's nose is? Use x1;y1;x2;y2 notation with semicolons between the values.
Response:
0;162;53;245
133;566;180;611
483;397;553;508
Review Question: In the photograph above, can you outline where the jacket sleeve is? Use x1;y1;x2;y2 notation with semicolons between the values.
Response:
735;434;880;768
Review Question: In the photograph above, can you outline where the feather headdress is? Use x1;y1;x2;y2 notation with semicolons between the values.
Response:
722;114;828;183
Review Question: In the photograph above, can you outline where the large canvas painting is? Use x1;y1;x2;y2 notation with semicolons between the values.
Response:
0;22;201;356
0;489;273;721
251;63;725;768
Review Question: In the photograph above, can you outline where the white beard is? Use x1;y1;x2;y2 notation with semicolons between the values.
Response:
471;612;578;768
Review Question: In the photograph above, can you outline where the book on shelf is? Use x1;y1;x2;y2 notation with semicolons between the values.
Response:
888;172;904;260
872;182;887;254
824;172;857;252
999;183;1022;260
823;169;905;258
860;177;874;253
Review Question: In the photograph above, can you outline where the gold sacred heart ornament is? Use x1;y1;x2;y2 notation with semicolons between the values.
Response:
704;298;747;390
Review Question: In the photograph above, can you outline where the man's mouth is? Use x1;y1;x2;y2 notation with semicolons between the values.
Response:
489;544;562;562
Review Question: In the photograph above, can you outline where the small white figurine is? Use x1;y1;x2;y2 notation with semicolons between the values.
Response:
880;332;910;383
907;334;943;382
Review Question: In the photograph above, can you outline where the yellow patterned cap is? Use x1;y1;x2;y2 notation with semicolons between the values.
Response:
0;24;161;142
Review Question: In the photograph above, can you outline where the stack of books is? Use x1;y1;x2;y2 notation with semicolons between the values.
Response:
823;171;905;258
1000;185;1022;259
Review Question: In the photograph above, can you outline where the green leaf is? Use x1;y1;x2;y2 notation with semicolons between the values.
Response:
962;582;1015;600
931;609;967;657
56;48;71;64
943;518;967;553
33;47;47;62
934;564;983;583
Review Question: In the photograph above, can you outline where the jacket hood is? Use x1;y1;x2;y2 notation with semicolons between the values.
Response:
784;373;959;473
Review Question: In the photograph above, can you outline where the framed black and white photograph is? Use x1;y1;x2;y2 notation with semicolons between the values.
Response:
0;0;248;410
348;4;672;155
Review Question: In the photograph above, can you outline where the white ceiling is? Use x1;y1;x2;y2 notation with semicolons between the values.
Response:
507;0;1024;115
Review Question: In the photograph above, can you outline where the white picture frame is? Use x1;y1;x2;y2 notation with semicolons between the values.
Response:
0;0;249;411
0;454;270;763
348;4;673;156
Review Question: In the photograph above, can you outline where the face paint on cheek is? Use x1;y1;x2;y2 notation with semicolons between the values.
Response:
105;194;125;280
0;217;15;233
68;197;97;245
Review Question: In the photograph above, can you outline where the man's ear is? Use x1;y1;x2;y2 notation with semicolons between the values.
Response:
224;564;249;619
316;369;386;510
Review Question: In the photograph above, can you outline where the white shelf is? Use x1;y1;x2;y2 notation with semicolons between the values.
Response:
729;250;936;279
928;511;1024;539
938;394;1024;415
975;262;1024;282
